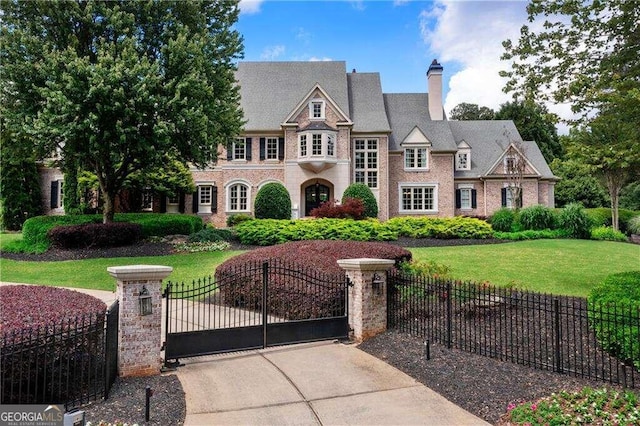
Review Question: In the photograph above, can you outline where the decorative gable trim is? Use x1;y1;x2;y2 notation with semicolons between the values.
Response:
485;142;541;177
282;83;352;126
400;126;431;146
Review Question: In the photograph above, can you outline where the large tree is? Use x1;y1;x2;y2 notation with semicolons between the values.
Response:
1;0;244;223
501;0;640;124
449;103;495;121
495;101;563;163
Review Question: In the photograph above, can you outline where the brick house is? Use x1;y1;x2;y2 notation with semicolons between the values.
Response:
39;60;558;225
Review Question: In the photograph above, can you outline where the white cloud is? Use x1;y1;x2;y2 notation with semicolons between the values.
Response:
294;27;311;44
239;0;264;15
260;45;286;60
393;0;411;6
309;56;333;62
420;1;526;115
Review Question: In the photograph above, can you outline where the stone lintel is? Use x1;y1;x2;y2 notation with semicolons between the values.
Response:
337;258;395;272
108;265;173;282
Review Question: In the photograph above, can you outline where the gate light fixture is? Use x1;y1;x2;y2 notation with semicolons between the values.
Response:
371;272;384;295
139;285;153;316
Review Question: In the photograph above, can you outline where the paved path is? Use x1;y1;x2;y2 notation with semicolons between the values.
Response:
1;282;488;425
175;341;489;426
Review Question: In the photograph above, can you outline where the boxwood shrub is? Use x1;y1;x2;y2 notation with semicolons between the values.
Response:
384;216;493;239
254;182;291;219
588;271;640;370
234;218;397;246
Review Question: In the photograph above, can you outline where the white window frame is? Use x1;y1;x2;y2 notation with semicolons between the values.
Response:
199;186;212;206
399;183;438;213
52;179;64;209
354;138;378;189
266;137;278;160
142;187;153;211
298;131;337;159
233;138;246;161
227;181;251;213
299;134;307;157
504;155;518;173
309;99;325;120
312;133;322;155
404;147;429;170
504;184;520;209
458;184;474;210
456;151;471;170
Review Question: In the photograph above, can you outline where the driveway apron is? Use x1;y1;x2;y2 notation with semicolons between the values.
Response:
176;340;489;425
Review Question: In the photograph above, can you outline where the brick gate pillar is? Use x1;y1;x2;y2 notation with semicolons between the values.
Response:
337;258;395;342
108;265;173;377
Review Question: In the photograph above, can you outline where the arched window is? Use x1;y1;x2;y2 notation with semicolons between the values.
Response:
228;182;249;212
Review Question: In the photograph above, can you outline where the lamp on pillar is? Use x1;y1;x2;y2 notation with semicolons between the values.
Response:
371;272;384;295
139;285;152;316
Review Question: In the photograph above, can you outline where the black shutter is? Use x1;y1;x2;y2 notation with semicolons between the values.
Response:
455;189;461;209
259;137;266;160
471;189;477;209
212;186;218;213
517;191;523;209
226;142;233;161
192;189;199;213
246;138;252;161
501;188;507;207
160;194;167;213
50;181;59;209
278;137;285;160
179;193;185;213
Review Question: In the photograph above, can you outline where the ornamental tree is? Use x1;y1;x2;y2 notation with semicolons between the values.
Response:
0;0;244;223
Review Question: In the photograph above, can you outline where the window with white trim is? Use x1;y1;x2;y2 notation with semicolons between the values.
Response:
456;151;470;170
229;183;249;212
404;147;428;169
298;132;337;158
233;138;246;160
312;134;322;155
199;186;212;205
399;184;438;212
327;134;335;156
310;100;325;120
354;139;378;188
142;188;153;211
266;137;278;160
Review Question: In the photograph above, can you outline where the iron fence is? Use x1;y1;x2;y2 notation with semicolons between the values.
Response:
1;300;120;409
387;272;639;388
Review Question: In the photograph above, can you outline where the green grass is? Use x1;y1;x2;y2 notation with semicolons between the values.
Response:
0;251;243;291
0;232;22;250
409;240;640;297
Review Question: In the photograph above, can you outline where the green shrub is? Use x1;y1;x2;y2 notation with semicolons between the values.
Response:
586;207;640;234
48;222;142;248
187;227;234;243
493;229;569;241
235;218;397;246
518;205;557;230
628;216;640;235
558;203;591;239
489;208;517;232
226;213;253;227
385;216;493;239
398;260;451;280
590;226;628;242
342;183;378;218
588;271;640;370
254;182;291;219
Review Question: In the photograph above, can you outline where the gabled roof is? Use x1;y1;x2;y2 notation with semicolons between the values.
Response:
236;61;350;131
448;120;556;179
383;93;457;151
347;72;391;133
283;83;351;125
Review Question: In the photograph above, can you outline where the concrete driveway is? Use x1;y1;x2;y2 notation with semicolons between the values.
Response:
176;340;489;426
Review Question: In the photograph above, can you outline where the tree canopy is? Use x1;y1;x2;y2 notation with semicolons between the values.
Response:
501;0;640;124
449;103;495;121
0;0;244;222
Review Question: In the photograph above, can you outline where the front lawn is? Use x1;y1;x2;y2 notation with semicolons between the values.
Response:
0;251;242;291
410;239;639;297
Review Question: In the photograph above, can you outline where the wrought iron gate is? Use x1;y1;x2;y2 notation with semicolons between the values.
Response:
163;260;349;360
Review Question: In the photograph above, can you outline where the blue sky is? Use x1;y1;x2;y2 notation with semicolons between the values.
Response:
234;0;574;122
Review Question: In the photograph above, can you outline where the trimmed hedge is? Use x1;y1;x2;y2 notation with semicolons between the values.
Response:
588;272;640;370
235;218;397;246
385;216;493;239
493;229;569;241
48;222;142;249
19;213;203;251
254;182;291;219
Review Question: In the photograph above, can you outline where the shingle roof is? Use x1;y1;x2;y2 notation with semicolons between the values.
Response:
236;61;350;131
383;93;457;151
347;72;391;133
448;120;556;179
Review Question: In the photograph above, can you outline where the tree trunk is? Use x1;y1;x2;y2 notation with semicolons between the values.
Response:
606;172;622;232
102;190;116;223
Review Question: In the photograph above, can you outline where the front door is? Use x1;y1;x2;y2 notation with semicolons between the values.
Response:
305;183;330;216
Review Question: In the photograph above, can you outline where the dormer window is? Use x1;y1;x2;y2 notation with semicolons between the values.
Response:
456;151;470;170
309;100;325;120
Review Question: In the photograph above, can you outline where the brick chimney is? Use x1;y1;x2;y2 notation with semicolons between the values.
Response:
427;59;444;121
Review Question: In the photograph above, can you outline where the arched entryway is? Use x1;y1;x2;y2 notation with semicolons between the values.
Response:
304;181;331;216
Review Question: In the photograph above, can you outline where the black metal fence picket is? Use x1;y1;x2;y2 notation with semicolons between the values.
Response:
387;271;639;388
1;300;120;409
